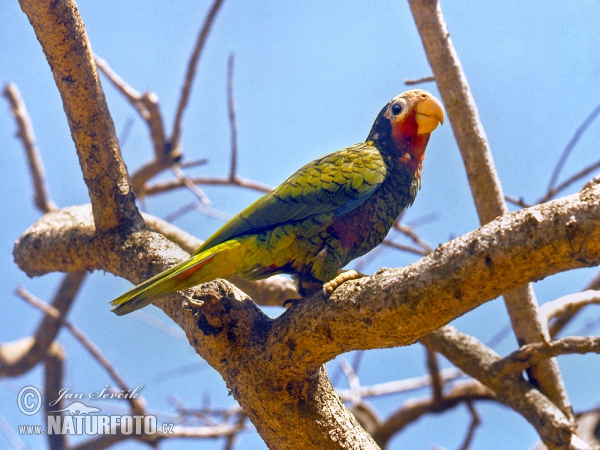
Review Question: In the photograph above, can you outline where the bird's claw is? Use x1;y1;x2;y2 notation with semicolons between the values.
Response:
322;270;365;299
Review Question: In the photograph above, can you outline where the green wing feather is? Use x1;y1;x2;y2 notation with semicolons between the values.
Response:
196;142;388;253
111;143;388;316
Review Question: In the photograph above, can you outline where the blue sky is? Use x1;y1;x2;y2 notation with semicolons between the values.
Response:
1;1;600;449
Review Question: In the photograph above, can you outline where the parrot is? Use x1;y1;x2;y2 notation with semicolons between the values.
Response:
111;89;444;315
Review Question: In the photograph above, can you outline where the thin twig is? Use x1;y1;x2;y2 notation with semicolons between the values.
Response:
381;239;429;256
181;158;209;169
0;413;27;450
504;194;532;209
538;290;600;338
227;53;238;181
171;0;226;151
339;359;362;405
352;351;364;375
405;75;435;85
371;380;494;447
547;103;600;193
490;335;600;377
336;367;464;401
17;287;145;415
223;412;248;450
95;56;172;191
540;158;600;203
45;342;66;450
424;346;443;407
146;175;273;196
393;220;434;254
172;164;211;205
459;401;481;450
164;201;232;223
3;83;57;213
1;271;85;378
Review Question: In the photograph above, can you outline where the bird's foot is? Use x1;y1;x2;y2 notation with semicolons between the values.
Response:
323;270;366;298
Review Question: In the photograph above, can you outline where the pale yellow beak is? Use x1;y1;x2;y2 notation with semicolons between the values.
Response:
415;95;445;135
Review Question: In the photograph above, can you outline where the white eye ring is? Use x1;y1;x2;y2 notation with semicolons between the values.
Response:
389;99;407;117
391;103;402;115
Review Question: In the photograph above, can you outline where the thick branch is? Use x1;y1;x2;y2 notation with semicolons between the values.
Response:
14;185;600;363
19;0;142;232
408;0;573;418
421;328;578;449
12;184;600;449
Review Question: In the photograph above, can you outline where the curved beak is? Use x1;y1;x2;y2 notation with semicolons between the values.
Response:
415;94;445;135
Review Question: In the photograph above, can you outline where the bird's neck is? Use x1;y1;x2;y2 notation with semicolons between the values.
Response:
367;117;429;176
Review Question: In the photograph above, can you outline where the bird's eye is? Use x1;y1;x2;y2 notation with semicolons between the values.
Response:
391;103;403;116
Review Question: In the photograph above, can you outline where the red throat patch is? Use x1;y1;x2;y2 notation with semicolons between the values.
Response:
391;112;430;174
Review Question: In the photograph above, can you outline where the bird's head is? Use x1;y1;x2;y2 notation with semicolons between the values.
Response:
367;89;444;174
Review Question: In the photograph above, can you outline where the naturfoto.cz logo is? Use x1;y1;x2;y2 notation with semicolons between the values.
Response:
16;385;174;437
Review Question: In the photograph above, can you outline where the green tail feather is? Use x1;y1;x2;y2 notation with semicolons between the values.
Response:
110;237;252;316
110;251;216;316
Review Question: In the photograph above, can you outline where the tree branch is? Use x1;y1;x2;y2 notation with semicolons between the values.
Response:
540;290;600;337
0;271;86;377
408;0;573;419
3;83;57;213
546;103;600;194
170;0;225;152
19;0;143;232
371;381;492;447
11;171;599;449
421;327;577;449
490;336;600;377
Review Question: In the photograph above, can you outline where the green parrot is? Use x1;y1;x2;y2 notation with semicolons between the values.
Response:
111;89;444;315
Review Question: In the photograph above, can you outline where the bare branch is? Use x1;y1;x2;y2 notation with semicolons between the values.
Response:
0;413;27;450
95;56;168;161
547;103;600;193
339;359;362;405
539;290;600;338
3;83;57;213
227;53;238;181
393;221;434;253
164;201;232;223
336;367;463;401
0;271;85;377
421;327;578;448
11;182;600;450
408;0;573;419
44;342;66;450
371;380;494;447
171;0;225;151
381;238;429;256
145;175;273;196
490;336;600;377
459;401;481;450
540;158;600;203
424;345;443;407
172;164;212;205
17;287;145;415
223;412;248;450
19;0;142;232
504;194;532;209
405;75;435;85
